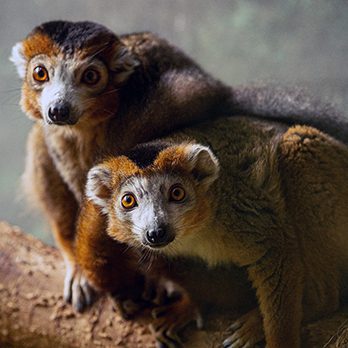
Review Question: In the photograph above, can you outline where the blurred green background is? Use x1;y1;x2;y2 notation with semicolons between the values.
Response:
0;0;347;244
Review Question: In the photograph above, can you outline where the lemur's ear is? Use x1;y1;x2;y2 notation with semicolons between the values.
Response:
86;165;112;212
185;144;219;190
10;42;27;79
110;44;140;84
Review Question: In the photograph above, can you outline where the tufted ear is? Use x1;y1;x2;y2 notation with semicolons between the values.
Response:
10;42;27;79
184;144;220;190
86;165;113;213
110;44;140;84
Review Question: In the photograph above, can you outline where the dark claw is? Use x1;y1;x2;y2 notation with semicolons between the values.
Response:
222;338;232;348
73;298;85;313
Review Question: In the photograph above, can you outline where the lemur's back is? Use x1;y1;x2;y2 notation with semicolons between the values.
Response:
162;116;348;340
165;115;348;263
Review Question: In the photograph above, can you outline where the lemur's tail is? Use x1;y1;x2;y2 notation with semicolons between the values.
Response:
230;84;348;145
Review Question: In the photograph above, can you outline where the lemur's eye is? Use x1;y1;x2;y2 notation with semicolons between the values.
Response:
33;66;49;82
121;194;137;209
81;68;101;85
169;185;186;202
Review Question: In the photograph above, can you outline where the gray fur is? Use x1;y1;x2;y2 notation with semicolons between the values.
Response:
115;173;196;247
232;84;348;145
10;21;348;145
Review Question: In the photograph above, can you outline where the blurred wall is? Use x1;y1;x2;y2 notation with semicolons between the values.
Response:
0;0;347;243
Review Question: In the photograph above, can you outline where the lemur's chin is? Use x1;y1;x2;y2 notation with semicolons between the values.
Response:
144;242;170;249
45;118;78;126
142;239;174;250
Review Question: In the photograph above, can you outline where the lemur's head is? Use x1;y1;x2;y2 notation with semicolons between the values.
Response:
86;142;219;253
10;21;139;126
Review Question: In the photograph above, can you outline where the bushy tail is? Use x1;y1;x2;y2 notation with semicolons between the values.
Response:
230;84;348;145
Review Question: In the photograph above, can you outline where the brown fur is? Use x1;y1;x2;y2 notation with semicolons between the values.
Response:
23;33;60;59
23;123;78;262
76;200;145;302
188;120;348;348
85;117;348;347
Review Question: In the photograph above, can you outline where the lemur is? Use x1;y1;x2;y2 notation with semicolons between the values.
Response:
83;116;348;348
76;173;256;346
11;20;348;312
11;20;240;311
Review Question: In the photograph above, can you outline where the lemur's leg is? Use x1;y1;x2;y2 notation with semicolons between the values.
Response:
150;287;202;348
223;248;303;348
24;124;94;311
246;249;303;348
223;308;264;348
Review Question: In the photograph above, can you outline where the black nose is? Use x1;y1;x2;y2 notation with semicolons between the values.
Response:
146;227;168;245
48;103;70;123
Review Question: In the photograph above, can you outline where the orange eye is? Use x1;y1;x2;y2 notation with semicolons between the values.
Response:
121;194;137;209
169;185;186;202
33;66;49;82
81;68;100;85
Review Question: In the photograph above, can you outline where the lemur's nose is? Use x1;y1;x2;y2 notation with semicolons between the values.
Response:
146;227;171;246
48;103;70;124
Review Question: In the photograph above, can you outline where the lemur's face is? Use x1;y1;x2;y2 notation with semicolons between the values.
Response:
86;143;219;254
10;21;138;126
112;173;199;249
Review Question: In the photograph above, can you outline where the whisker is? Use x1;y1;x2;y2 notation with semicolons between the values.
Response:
100;88;120;96
0;87;22;93
175;222;198;231
3;117;27;126
0;93;21;105
138;248;151;266
102;108;115;116
80;90;119;106
122;243;133;255
1;100;20;106
86;43;110;61
132;222;145;231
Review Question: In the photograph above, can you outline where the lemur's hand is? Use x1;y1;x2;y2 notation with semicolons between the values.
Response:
63;262;96;312
110;275;167;320
223;308;264;348
150;291;203;348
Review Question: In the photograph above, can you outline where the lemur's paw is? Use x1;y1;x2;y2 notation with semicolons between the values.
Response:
111;277;169;320
63;265;96;312
112;297;147;320
150;293;202;348
222;308;264;348
142;277;166;304
154;329;183;348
